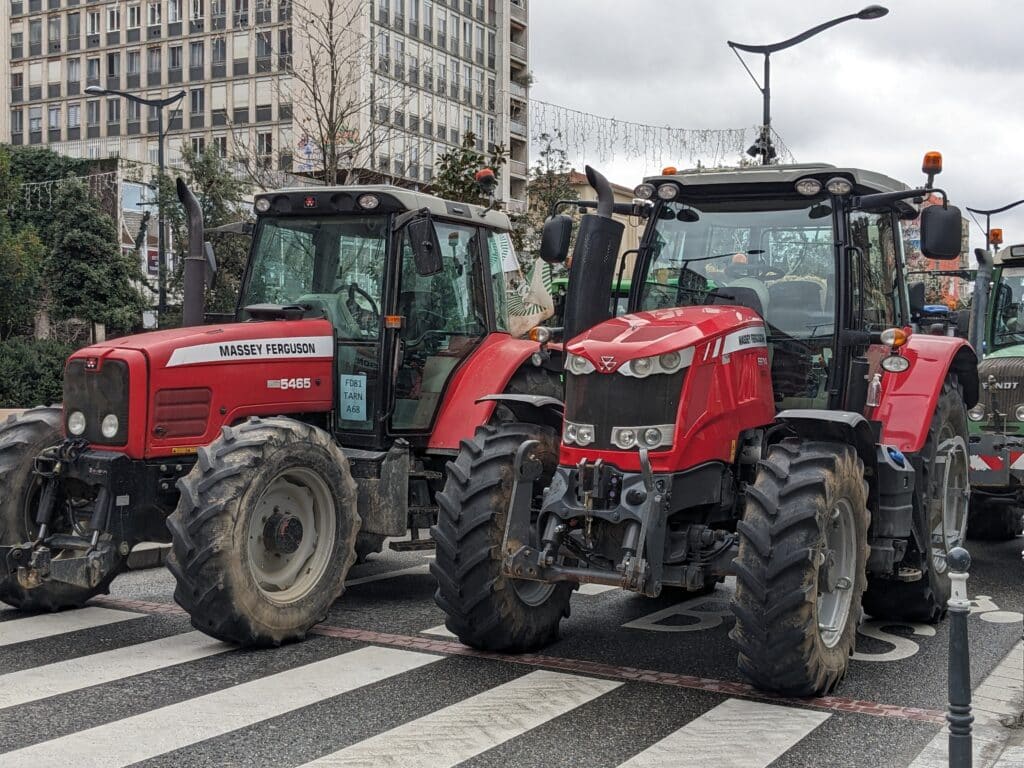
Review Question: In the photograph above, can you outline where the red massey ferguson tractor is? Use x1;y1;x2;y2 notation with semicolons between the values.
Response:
432;156;978;696
0;182;560;645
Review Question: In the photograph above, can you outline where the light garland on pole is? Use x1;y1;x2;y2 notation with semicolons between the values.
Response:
20;171;120;210
527;99;794;169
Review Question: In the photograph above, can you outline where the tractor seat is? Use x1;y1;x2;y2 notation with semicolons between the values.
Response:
707;285;765;317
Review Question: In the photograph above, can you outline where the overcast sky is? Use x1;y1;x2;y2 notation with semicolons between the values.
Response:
529;0;1024;251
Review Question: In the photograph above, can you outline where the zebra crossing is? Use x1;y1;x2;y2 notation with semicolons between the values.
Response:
0;603;938;767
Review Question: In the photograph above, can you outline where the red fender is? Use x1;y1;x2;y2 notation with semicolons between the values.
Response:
873;334;977;454
427;334;544;451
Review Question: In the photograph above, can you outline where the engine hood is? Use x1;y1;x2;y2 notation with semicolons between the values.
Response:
71;318;335;369
565;305;764;373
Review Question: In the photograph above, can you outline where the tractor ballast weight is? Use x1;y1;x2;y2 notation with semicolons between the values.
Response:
433;157;978;697
0;182;561;646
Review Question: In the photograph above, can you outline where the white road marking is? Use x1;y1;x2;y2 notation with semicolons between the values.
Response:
344;563;431;586
420;624;456;638
0;631;232;710
2;646;442;767
300;669;621;767
619;697;830;767
0;607;144;647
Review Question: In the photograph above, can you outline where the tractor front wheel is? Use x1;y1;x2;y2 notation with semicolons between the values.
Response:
967;496;1023;541
731;439;869;697
431;422;572;652
167;417;359;646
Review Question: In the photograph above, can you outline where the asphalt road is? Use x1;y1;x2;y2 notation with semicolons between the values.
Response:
0;536;1021;768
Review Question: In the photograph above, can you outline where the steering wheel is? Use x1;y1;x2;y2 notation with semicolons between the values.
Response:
347;283;380;332
406;309;449;347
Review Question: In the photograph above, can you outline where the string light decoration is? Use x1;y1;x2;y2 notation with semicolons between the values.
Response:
20;171;120;211
527;99;795;168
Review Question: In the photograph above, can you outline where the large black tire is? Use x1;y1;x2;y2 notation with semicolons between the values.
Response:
0;407;124;611
354;532;386;563
431;422;573;652
731;440;870;697
167;417;359;646
967;497;1023;541
863;375;969;623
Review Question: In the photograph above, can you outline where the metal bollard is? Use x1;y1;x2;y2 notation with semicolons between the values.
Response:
947;546;973;768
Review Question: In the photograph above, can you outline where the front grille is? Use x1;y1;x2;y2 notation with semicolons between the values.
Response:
63;359;130;445
153;388;212;438
979;357;1024;420
565;369;685;450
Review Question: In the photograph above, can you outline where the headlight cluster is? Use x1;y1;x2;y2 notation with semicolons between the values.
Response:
566;354;596;375
66;411;121;439
67;410;87;436
611;424;674;450
563;420;596;446
619;350;690;378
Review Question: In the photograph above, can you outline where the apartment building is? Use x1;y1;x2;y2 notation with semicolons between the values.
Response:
4;0;529;204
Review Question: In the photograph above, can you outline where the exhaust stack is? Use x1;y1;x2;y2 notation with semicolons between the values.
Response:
176;178;206;327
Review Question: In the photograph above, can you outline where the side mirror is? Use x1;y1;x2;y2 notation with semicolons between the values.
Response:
540;214;573;264
407;216;444;276
920;204;963;260
908;281;925;316
203;241;218;288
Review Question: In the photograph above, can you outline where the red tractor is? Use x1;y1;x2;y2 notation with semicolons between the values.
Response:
0;182;560;645
432;156;977;696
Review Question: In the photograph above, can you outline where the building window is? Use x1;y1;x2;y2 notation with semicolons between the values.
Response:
190;0;203;18
68;103;80;127
256;31;270;58
87;57;100;80
11;110;23;134
10;71;23;90
67;58;80;81
86;100;100;126
107;6;120;31
255;0;269;22
168;0;181;22
148;1;161;25
191;136;205;153
48;105;61;129
233;0;247;25
211;0;224;18
278;27;291;64
189;40;203;67
68;13;81;37
29;106;42;133
211;35;225;64
29;19;42;45
127;99;140;120
126;49;140;74
48;17;61;44
169;44;182;69
213;135;227;156
107;51;120;77
147;47;160;72
87;10;101;35
256;130;272;156
128;4;141;27
189;87;204;113
106;98;119;123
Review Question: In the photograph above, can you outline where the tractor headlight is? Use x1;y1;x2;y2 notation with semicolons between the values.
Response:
357;193;381;210
825;177;853;196
567;353;595;375
620;348;692;377
254;197;271;213
642;427;663;447
630;356;654;377
101;414;120;439
564;422;578;444
658;351;682;372
1015;405;1024;423
968;404;986;422
633;183;656;200
563;420;595;446
656;184;679;201
67;410;87;436
611;424;674;451
612;428;637;449
795;178;823;196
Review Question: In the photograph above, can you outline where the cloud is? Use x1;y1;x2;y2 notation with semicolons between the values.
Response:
529;0;1024;246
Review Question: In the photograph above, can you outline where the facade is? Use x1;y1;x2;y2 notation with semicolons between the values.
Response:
4;0;529;204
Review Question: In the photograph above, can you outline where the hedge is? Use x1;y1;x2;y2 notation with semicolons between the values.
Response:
0;337;72;408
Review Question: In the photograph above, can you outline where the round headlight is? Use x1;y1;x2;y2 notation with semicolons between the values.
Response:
968;404;986;422
656;184;679;201
568;354;591;375
825;177;853;195
881;354;911;373
67;411;86;436
631;357;653;377
254;198;271;213
643;427;663;447
1015;405;1024;423
357;193;381;210
616;429;637;449
634;183;656;200
577;425;595;446
659;351;682;372
101;414;120;439
564;423;579;444
795;178;823;196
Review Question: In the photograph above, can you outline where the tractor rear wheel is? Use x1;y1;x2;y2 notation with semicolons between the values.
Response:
863;375;969;623
0;407;125;611
167;417;359;646
967;497;1023;541
431;422;572;652
731;439;869;697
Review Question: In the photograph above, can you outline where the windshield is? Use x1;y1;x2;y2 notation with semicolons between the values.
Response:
639;199;835;339
242;215;388;340
993;267;1024;349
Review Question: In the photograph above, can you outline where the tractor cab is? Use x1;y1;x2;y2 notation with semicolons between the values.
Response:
239;187;521;450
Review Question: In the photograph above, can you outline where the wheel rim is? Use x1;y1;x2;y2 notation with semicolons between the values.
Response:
511;452;557;608
246;467;336;605
931;430;970;575
817;497;857;649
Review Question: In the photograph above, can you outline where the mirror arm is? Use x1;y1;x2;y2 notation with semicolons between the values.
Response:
852;187;948;211
393;207;430;231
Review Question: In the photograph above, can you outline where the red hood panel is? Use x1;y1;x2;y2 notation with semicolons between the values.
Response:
567;306;763;368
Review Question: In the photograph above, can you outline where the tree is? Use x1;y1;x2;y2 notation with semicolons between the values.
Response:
231;0;411;188
432;132;508;206
519;131;578;258
0;147;45;339
44;178;147;336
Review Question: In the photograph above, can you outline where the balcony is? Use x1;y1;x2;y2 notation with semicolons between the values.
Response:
509;159;527;177
509;41;527;62
509;119;526;138
510;81;527;101
506;198;527;214
510;2;526;25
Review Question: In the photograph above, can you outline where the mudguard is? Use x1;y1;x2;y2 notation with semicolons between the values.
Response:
873;334;977;454
427;334;545;452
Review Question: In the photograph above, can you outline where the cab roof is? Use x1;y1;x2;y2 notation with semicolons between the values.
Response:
994;243;1024;266
645;163;910;195
257;184;512;231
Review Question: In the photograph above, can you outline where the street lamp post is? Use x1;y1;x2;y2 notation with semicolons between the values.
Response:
84;86;185;319
966;199;1024;251
727;5;889;165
